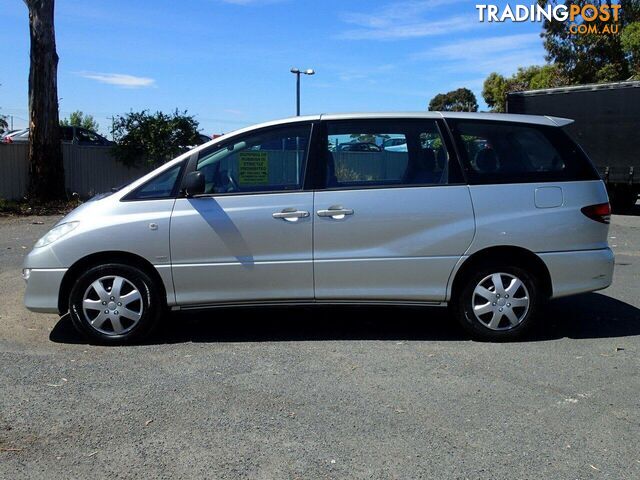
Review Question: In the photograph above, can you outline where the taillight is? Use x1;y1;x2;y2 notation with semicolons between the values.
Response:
581;202;611;224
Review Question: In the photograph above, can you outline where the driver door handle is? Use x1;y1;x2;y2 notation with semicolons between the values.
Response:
316;206;354;219
272;208;310;222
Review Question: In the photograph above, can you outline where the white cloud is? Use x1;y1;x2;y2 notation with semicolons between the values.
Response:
419;33;542;60
336;63;397;81
338;0;474;40
413;33;545;76
77;72;156;88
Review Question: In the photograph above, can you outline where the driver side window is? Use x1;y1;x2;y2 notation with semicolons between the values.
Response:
195;124;311;194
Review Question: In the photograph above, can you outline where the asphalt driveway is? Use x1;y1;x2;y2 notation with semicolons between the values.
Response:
0;209;638;479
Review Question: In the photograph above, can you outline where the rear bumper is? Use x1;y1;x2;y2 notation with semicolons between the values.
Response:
539;248;614;299
23;268;67;314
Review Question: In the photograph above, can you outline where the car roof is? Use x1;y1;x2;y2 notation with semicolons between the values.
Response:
318;112;573;127
202;111;574;146
237;112;573;131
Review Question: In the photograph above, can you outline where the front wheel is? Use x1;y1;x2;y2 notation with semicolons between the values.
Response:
452;265;540;341
69;264;163;344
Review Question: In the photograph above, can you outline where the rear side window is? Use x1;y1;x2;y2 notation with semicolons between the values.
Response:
324;119;461;189
448;120;599;184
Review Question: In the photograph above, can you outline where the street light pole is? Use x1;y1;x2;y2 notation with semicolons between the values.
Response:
290;67;315;116
296;72;300;116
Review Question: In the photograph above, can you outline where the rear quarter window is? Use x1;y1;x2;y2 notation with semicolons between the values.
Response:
448;120;599;184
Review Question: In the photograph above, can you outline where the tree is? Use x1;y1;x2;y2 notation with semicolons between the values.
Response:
539;0;640;83
24;0;65;201
428;88;478;112
482;73;509;113
112;110;200;168
350;133;389;143
482;65;567;112
61;110;99;131
622;21;640;77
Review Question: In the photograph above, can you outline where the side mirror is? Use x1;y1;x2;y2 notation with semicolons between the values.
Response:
183;171;205;197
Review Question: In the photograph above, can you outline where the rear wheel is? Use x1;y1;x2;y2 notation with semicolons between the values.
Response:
452;264;540;341
69;264;163;344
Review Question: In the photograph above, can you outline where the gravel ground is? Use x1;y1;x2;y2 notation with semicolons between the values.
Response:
0;208;638;479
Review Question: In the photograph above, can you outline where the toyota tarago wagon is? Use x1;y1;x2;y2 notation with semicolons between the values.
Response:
23;113;614;343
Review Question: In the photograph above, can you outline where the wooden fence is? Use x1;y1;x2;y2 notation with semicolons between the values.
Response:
0;144;151;200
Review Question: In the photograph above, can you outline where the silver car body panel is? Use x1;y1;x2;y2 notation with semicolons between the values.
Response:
23;195;178;309
538;248;614;298
22;112;613;314
170;193;314;305
465;180;609;254
313;185;475;301
23;268;67;313
441;179;611;301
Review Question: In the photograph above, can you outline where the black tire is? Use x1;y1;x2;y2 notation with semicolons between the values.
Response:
451;264;540;341
69;263;163;345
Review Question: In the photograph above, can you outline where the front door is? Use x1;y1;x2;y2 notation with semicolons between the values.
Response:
170;123;314;306
313;118;475;302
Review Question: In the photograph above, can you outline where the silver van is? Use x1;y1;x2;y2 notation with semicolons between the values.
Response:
23;113;614;343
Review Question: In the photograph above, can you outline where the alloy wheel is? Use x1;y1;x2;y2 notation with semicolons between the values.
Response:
471;272;530;331
82;275;144;335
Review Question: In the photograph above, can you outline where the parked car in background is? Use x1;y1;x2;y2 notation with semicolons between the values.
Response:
0;129;22;140
2;126;113;146
382;137;408;152
383;137;407;148
1;128;29;143
338;142;381;152
23;112;614;344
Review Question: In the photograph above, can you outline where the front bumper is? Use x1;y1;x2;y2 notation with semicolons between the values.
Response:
539;248;614;299
23;268;67;313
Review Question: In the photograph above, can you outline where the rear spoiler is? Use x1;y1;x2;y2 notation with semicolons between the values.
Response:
545;116;574;127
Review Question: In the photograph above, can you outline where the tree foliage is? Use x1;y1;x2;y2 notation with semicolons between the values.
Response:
61;110;99;131
482;73;509;113
112;110;201;168
428;88;478;112
621;21;640;77
350;133;389;143
482;65;567;112
539;0;640;83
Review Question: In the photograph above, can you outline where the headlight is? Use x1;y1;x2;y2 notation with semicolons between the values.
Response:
34;221;80;248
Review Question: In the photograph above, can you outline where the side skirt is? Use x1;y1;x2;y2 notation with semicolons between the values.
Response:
172;299;448;312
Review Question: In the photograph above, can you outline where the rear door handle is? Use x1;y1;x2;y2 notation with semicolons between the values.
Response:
316;206;354;219
272;208;310;222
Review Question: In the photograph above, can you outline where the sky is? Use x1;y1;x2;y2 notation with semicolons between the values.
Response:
0;0;547;137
